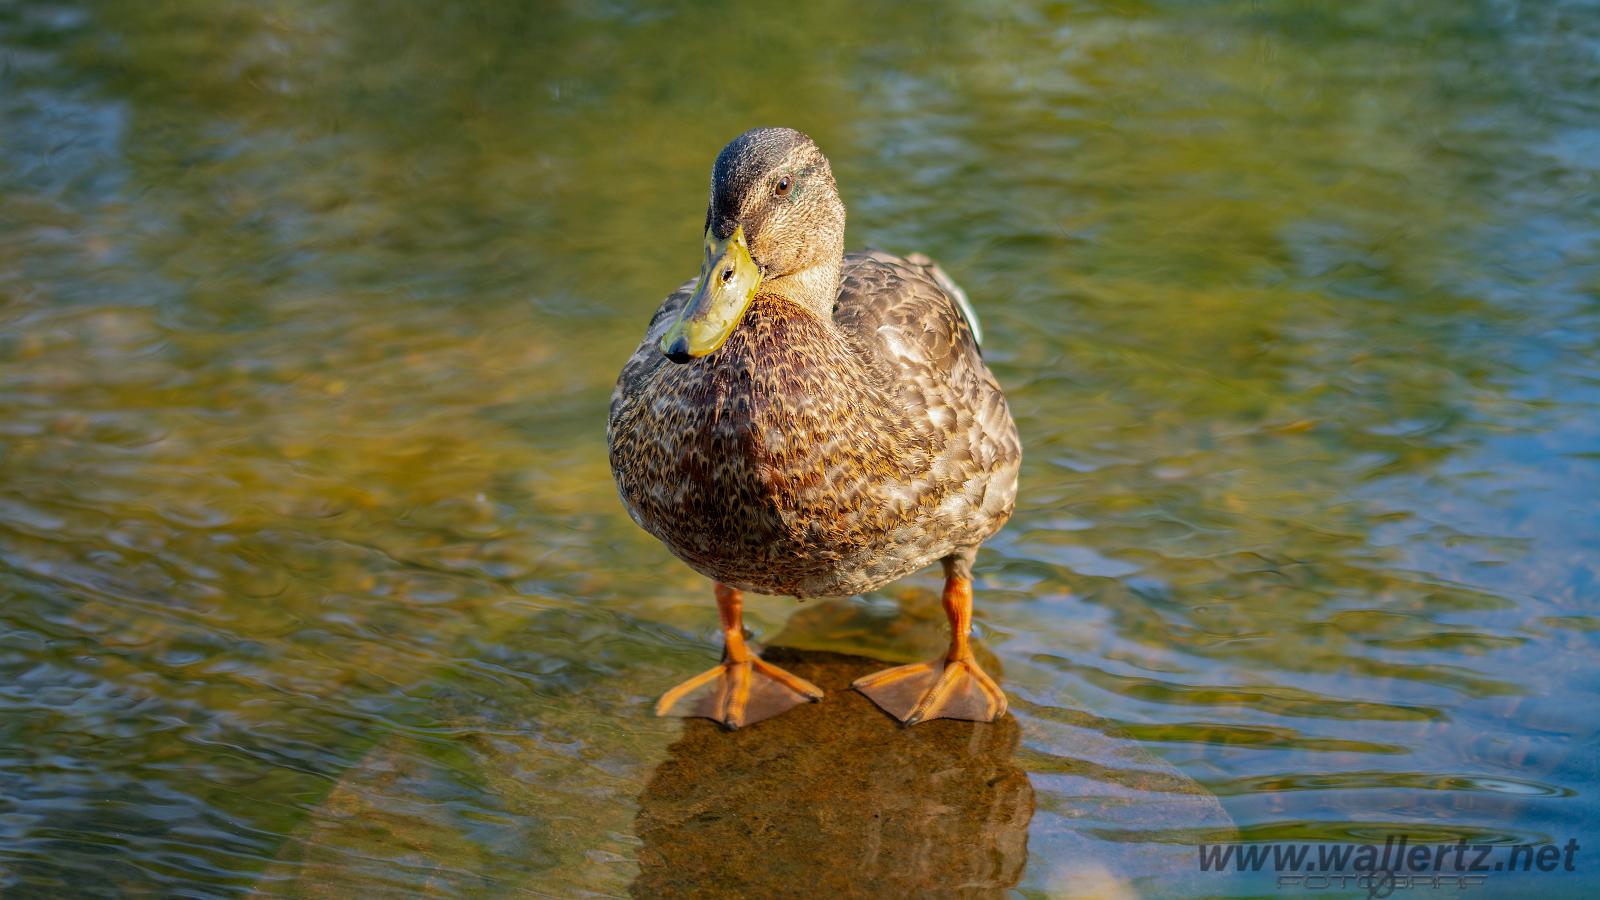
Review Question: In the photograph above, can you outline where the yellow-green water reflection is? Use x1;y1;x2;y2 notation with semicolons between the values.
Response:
1;0;1597;896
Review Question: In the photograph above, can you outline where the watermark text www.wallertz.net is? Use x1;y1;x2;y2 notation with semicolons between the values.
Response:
1197;835;1581;893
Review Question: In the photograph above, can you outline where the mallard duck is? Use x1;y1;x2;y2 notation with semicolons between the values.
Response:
608;127;1020;729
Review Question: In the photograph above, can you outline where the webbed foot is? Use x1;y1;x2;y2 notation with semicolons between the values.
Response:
655;582;823;729
656;655;824;729
852;655;1007;725
852;563;1008;725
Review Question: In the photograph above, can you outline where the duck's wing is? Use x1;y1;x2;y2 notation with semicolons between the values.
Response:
835;250;1020;509
609;275;697;424
835;249;987;385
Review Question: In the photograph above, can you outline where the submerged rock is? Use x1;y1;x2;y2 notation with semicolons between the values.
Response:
255;597;1234;898
633;647;1033;898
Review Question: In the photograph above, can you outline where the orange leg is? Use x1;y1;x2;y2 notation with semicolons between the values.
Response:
853;571;1007;725
656;583;823;729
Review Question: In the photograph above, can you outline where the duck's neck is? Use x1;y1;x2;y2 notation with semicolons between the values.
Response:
762;257;841;322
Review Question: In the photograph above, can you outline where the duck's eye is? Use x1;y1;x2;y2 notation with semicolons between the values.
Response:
773;175;792;197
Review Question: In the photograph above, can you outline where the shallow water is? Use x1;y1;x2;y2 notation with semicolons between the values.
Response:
1;0;1597;896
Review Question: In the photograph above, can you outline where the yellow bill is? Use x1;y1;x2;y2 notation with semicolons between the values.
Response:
660;225;762;362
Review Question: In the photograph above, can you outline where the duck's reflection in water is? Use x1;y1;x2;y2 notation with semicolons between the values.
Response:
632;646;1034;898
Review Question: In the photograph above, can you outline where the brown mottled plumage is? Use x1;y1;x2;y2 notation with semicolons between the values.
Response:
607;128;1020;728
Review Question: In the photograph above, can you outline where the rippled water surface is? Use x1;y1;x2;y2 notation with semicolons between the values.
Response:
2;0;1598;896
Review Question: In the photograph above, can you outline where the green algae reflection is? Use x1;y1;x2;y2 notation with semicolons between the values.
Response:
0;0;1597;896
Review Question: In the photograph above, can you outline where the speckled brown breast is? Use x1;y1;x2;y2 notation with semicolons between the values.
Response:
608;252;1019;598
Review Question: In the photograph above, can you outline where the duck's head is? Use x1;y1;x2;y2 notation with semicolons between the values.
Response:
661;127;846;363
